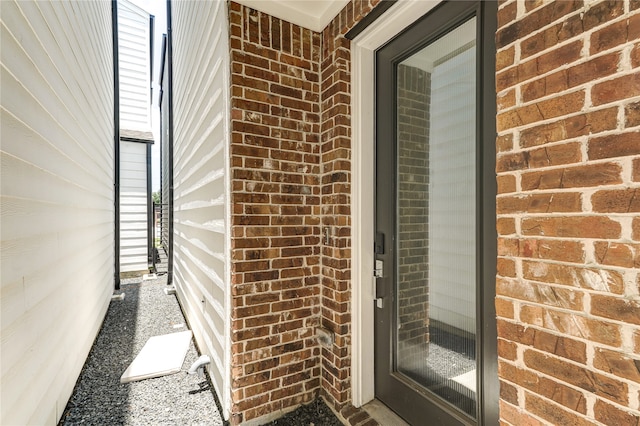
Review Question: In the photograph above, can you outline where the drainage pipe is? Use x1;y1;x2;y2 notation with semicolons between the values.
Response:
166;0;174;285
112;0;121;290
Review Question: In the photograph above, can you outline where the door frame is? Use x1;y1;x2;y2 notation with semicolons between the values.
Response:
350;1;498;423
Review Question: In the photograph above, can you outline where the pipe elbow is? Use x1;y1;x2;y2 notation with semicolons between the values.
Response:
187;355;210;378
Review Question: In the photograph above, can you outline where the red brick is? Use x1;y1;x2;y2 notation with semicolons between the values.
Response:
497;217;516;235
518;238;585;263
496;1;582;48
497;257;517;277
588;131;640;160
521;216;621;239
497;174;517;194
497;279;583;311
519;305;622;347
524;349;629;404
522;261;625;294
591;294;640;325
519;108;618;147
633;43;640;68
525;393;593;426
626;101;640;128
522;53;620;103
634;217;640;240
500;380;519;405
496;46;515;72
593;347;640;383
498;1;517;28
521;163;622;190
594;399;640;426
497;133;514;152
497;192;581;214
497;91;584;132
496;297;515;319
592;73;640;106
583;0;626;31
592;188;640;213
499;400;543;426
591;19;628;54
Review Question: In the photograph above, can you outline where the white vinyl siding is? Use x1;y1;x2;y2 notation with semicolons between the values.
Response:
0;1;114;425
428;45;476;333
120;140;149;272
118;0;151;132
171;0;231;419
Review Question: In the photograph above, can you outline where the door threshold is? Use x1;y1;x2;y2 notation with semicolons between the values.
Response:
362;399;410;426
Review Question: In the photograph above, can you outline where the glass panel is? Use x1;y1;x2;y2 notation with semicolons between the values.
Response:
395;17;477;417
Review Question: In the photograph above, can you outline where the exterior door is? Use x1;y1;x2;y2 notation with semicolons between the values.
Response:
374;2;498;425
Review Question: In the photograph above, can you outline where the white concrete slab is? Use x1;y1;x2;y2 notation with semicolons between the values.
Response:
451;369;476;392
120;330;193;383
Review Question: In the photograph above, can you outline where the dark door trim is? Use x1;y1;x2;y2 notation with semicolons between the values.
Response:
374;1;497;424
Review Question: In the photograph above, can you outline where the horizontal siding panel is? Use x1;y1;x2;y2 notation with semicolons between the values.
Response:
0;1;114;424
171;0;230;418
118;0;150;135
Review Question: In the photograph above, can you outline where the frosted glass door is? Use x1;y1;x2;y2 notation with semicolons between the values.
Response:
395;17;477;417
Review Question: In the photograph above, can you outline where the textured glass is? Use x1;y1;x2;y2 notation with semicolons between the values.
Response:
395;17;477;418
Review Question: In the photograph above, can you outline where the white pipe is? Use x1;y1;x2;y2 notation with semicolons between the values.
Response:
187;355;210;378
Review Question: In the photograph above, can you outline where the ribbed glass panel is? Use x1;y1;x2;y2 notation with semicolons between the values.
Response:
395;17;477;418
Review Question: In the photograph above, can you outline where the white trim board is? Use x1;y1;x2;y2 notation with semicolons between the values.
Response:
350;0;442;408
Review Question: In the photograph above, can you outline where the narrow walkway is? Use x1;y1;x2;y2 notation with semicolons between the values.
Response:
58;260;346;425
59;272;226;425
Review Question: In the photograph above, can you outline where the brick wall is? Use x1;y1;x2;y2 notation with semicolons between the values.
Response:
228;1;381;423
319;0;381;417
228;3;322;423
397;64;431;363
495;1;640;424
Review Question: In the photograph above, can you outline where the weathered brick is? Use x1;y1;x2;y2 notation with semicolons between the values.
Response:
519;107;618;148
497;192;581;214
591;188;640;213
588;131;640;160
522;261;625;294
626;101;640;128
525;393;593;426
521;216;621;239
524;349;629;404
593;347;640;383
592;73;640;106
497;279;583;310
590;19;628;54
591;294;640;325
521;162;622;190
518;238;585;263
633;217;640;241
519;305;622;346
496;46;515;71
594;399;640;426
497;217;517;235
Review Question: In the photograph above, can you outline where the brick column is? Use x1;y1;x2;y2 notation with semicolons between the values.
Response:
228;3;322;423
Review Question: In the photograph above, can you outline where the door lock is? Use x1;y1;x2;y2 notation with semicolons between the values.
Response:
374;260;384;308
374;259;383;278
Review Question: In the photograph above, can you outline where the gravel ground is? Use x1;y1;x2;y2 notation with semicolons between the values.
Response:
262;399;344;426
59;270;344;426
59;275;226;425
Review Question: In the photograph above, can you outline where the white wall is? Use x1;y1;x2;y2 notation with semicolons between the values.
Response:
171;0;231;419
428;43;477;333
0;1;114;424
120;140;149;272
118;0;151;133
